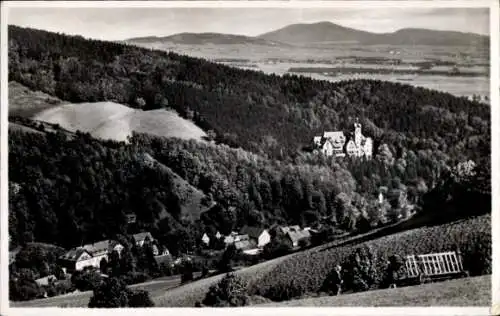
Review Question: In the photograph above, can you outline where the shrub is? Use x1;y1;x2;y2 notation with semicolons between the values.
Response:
217;244;237;272
180;260;194;284
127;289;155;307
88;277;129;308
262;238;292;260
71;268;103;291
342;245;382;292
382;254;405;288
261;279;307;301
202;273;249;307
121;271;151;285
9;278;43;301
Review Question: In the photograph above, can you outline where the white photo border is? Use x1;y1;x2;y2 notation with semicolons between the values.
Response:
0;1;498;316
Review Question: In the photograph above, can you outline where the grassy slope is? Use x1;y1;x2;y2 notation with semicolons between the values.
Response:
34;103;207;143
8;81;65;117
9;81;207;142
257;275;491;307
10;273;199;308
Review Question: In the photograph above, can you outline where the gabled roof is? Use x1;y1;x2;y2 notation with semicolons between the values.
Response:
287;229;311;243
279;226;311;244
35;275;57;286
83;240;119;255
234;239;255;250
154;254;173;266
133;232;153;243
240;226;267;239
59;248;91;261
323;131;345;139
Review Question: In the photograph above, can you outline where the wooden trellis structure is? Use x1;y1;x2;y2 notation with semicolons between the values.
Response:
404;251;469;284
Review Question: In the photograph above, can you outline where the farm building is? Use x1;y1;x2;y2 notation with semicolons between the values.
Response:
278;226;311;248
133;232;154;247
240;226;271;248
58;240;123;272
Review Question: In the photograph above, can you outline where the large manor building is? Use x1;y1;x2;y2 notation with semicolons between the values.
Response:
313;122;373;158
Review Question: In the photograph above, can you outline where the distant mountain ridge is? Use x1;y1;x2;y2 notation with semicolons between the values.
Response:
126;21;489;47
258;22;489;46
126;32;285;46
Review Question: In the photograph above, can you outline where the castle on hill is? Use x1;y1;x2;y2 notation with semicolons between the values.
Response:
312;121;373;158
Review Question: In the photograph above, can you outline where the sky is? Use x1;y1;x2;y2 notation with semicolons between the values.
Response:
7;6;489;41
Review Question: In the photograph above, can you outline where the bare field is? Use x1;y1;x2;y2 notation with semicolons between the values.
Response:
33;102;207;143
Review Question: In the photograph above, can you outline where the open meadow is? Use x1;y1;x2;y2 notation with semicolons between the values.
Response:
257;275;490;306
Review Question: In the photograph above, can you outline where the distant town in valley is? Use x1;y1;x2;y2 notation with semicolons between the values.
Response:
5;4;492;310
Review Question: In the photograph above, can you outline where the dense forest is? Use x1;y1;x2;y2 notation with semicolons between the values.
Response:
8;26;490;259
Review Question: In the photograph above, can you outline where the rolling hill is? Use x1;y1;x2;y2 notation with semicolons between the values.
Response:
126;32;284;46
126;22;488;47
258;22;489;46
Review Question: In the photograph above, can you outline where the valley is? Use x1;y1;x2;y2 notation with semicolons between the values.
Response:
125;41;490;100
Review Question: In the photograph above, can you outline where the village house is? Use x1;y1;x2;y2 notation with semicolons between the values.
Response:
223;231;240;245
202;230;223;245
58;240;124;272
278;226;311;248
201;233;210;246
133;232;154;247
125;213;137;224
240;226;271;248
34;274;57;287
313;121;373;159
223;231;257;251
233;234;255;251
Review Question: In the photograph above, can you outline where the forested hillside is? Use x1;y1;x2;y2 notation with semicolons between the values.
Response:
8;25;489;162
8;26;490;256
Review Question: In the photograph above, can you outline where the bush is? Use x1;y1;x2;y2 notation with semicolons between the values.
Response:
121;271;151;285
9;278;43;301
45;284;58;297
382;254;405;288
202;273;249;307
342;245;382;292
54;279;75;295
88;277;129;308
262;238;292;260
217;244;237;273
261;279;307;301
127;289;155;307
298;238;311;249
71;268;103;291
180;260;194;284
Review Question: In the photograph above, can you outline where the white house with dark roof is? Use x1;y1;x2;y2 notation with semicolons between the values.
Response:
240;226;271;248
133;232;154;247
58;240;123;272
201;233;210;246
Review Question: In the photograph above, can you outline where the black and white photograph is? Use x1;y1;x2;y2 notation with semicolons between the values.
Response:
0;0;498;314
